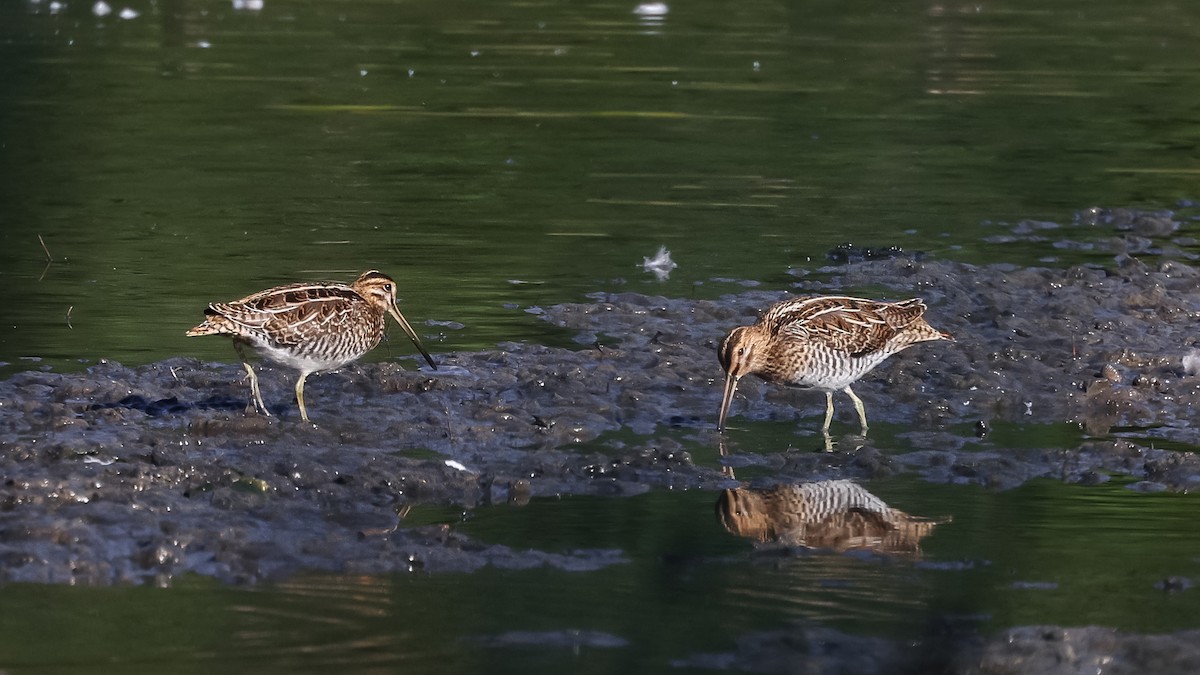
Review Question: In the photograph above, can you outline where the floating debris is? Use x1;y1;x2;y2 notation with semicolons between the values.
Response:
632;2;668;16
1010;581;1059;590
1183;349;1200;376
426;319;465;330
633;2;667;32
826;243;916;264
467;630;629;649
444;460;472;473
641;245;677;281
1155;576;1194;593
92;0;109;16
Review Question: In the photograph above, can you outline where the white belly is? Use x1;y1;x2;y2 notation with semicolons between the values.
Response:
781;350;892;392
244;332;377;374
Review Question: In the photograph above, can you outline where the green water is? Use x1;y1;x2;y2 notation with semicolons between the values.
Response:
3;0;1200;373
1;478;1198;672
3;0;1200;671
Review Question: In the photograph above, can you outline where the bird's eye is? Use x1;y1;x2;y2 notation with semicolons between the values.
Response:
737;347;745;356
383;284;393;292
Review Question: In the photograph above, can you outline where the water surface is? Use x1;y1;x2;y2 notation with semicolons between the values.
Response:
2;0;1200;671
2;476;1198;672
3;0;1200;372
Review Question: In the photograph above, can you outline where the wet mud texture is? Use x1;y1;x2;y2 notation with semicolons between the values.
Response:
2;217;1200;584
675;623;1200;675
2;209;1198;668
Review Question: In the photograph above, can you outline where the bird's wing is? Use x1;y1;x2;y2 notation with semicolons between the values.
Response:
208;283;361;345
765;296;925;356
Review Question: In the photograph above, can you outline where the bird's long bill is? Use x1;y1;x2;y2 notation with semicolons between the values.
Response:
717;372;739;431
388;303;438;370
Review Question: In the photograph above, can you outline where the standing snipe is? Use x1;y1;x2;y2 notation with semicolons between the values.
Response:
186;270;437;422
717;295;951;433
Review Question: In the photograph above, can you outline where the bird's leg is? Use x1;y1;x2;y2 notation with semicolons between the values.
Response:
844;385;868;435
295;372;311;422
243;363;269;416
233;342;269;417
822;391;835;431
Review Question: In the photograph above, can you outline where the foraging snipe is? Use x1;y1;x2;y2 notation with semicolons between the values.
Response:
186;270;437;422
717;295;951;433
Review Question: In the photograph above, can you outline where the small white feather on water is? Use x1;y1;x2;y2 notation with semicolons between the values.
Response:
633;2;668;16
1184;349;1200;376
641;245;677;281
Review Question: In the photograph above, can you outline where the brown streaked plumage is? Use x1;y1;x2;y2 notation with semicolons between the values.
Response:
716;480;945;554
186;270;437;422
717;295;951;434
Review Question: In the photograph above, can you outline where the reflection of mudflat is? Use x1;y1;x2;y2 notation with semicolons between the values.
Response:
717;480;944;555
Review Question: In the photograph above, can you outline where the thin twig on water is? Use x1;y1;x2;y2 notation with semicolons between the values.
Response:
37;235;54;281
66;306;74;329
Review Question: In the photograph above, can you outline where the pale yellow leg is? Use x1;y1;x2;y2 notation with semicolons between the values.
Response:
233;342;269;417
295;372;311;422
844;385;868;435
822;391;835;431
243;363;270;416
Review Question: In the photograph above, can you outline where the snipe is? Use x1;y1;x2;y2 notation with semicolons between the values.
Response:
717;295;951;434
187;270;437;422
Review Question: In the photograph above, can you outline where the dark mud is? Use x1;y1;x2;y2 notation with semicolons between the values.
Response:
4;242;1200;580
1;208;1198;667
674;623;1200;675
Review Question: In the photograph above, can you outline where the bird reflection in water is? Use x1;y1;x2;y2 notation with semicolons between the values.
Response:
716;480;945;555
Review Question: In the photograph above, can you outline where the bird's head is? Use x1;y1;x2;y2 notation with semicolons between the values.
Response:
717;325;763;379
353;270;438;370
717;325;764;431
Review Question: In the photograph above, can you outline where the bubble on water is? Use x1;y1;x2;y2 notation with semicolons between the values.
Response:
118;7;137;18
92;0;110;16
